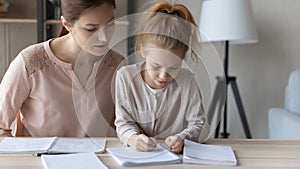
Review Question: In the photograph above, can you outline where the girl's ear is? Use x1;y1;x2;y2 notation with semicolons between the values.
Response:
140;44;146;58
61;16;72;32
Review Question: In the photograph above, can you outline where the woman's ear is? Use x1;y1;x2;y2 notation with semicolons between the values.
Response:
61;16;72;32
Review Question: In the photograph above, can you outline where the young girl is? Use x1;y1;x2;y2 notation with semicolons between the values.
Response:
0;0;123;137
115;2;209;153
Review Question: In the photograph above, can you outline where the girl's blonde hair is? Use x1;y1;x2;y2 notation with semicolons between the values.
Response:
135;1;199;60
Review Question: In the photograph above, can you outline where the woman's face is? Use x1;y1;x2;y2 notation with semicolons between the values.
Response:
70;3;115;56
141;43;185;89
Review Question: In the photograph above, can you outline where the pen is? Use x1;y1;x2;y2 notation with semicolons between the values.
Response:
34;152;65;157
135;122;147;135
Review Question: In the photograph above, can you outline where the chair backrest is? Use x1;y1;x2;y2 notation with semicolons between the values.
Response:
15;112;24;136
285;69;300;115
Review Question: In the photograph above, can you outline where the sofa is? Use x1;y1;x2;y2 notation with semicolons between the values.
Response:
268;69;300;139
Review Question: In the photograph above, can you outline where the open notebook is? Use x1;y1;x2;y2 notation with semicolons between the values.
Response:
41;152;107;169
183;139;237;166
107;144;181;167
0;137;106;154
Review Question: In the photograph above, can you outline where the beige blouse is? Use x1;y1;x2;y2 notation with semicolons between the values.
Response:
0;39;124;137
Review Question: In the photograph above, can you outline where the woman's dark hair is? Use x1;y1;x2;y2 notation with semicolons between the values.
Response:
58;0;116;37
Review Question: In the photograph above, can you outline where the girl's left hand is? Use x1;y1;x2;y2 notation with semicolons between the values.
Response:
164;135;183;153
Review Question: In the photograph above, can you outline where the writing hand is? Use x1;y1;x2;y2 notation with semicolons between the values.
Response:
128;134;157;152
165;135;183;153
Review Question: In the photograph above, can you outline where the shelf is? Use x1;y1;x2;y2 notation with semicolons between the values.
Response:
0;18;36;24
45;19;60;24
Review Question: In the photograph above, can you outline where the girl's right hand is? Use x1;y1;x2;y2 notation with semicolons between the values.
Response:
164;135;183;153
127;134;157;151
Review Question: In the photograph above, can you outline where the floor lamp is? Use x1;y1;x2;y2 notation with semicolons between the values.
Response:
200;0;258;138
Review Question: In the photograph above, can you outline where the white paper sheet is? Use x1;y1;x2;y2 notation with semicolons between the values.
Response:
41;152;107;169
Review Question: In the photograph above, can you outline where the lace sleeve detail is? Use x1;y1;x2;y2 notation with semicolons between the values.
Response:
103;50;124;69
21;43;55;76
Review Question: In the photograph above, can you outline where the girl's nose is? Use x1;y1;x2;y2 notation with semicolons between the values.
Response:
159;70;169;79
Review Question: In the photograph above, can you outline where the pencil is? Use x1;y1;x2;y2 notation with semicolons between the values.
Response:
135;122;147;136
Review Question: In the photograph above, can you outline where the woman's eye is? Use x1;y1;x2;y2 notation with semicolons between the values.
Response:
85;28;97;32
107;21;115;27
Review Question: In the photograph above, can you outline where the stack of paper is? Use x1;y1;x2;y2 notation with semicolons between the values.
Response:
107;144;181;166
0;137;106;154
41;152;107;169
183;139;237;166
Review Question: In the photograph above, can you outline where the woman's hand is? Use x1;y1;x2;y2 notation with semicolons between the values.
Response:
127;134;157;151
165;135;183;153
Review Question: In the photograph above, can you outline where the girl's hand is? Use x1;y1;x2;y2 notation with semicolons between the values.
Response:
128;134;157;151
165;135;183;153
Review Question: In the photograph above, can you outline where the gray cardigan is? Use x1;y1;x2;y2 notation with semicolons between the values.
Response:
114;62;209;145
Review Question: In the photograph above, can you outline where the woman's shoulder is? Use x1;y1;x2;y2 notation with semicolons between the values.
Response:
110;50;124;60
102;50;125;69
20;42;44;56
19;40;55;76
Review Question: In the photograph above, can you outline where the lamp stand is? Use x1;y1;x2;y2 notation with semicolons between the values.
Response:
214;41;252;139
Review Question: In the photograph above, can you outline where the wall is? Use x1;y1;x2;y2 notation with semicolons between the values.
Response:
229;0;300;138
0;0;37;80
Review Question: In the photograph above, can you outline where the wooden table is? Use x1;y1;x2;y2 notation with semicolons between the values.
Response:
0;138;300;169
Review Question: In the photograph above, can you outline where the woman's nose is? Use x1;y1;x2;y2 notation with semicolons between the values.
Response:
97;27;108;43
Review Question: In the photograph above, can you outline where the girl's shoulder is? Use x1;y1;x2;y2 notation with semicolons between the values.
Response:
175;68;197;85
117;62;142;74
178;68;195;78
115;62;144;83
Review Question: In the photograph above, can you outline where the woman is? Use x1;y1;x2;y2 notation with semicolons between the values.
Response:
0;0;123;137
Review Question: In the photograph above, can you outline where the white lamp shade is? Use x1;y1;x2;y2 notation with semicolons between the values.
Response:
200;0;258;44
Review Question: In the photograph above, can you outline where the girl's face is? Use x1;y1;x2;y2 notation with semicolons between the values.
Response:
68;3;115;56
141;43;185;89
